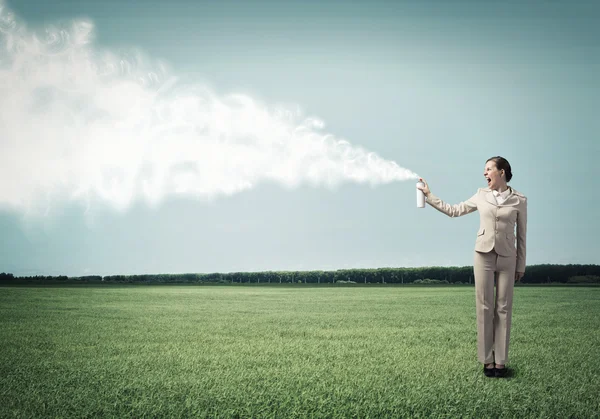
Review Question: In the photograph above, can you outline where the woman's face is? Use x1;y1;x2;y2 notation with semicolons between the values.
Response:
484;161;505;190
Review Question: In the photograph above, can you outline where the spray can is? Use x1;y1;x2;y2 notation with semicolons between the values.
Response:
416;180;425;208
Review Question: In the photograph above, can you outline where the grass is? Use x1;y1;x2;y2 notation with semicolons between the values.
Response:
1;285;599;418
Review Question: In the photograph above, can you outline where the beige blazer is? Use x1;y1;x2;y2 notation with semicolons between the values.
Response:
426;187;527;273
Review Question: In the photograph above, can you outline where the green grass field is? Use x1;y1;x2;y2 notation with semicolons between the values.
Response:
1;285;599;418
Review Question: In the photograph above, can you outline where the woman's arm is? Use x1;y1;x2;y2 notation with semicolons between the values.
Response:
418;178;478;218
426;192;478;218
516;198;527;274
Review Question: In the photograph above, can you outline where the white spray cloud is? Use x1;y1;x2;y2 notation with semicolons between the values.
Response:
0;1;418;216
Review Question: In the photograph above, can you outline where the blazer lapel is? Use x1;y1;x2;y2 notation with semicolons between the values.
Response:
499;192;521;207
484;189;498;206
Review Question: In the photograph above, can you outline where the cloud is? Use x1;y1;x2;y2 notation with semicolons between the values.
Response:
0;1;418;217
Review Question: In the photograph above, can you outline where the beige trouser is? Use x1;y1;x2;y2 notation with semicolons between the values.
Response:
473;249;516;365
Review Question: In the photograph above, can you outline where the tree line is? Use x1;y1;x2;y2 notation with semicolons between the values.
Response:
1;264;599;285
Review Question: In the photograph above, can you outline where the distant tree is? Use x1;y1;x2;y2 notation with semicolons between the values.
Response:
0;272;15;281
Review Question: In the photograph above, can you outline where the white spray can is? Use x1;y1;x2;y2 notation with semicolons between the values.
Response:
416;180;425;208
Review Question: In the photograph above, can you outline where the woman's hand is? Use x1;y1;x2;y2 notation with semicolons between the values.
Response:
515;272;524;282
417;177;431;197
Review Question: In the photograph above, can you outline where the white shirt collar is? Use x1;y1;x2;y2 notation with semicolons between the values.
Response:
492;188;511;198
492;187;512;204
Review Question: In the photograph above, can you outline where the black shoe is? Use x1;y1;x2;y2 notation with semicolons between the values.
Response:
483;364;495;378
495;367;508;378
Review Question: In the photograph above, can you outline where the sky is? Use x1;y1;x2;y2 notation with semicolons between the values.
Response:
0;0;598;277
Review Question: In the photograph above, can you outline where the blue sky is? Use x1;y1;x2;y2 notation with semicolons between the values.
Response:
1;0;598;276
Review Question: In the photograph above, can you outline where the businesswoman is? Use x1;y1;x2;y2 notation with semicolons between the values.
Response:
417;156;527;378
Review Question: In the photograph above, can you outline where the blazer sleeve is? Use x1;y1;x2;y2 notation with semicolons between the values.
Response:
516;198;527;273
425;191;478;218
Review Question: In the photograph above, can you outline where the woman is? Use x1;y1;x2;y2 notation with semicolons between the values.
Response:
417;156;527;378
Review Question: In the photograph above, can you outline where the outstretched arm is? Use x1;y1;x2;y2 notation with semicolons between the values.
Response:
418;178;478;218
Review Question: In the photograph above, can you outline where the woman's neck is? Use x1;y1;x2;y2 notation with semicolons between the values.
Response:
496;184;509;193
